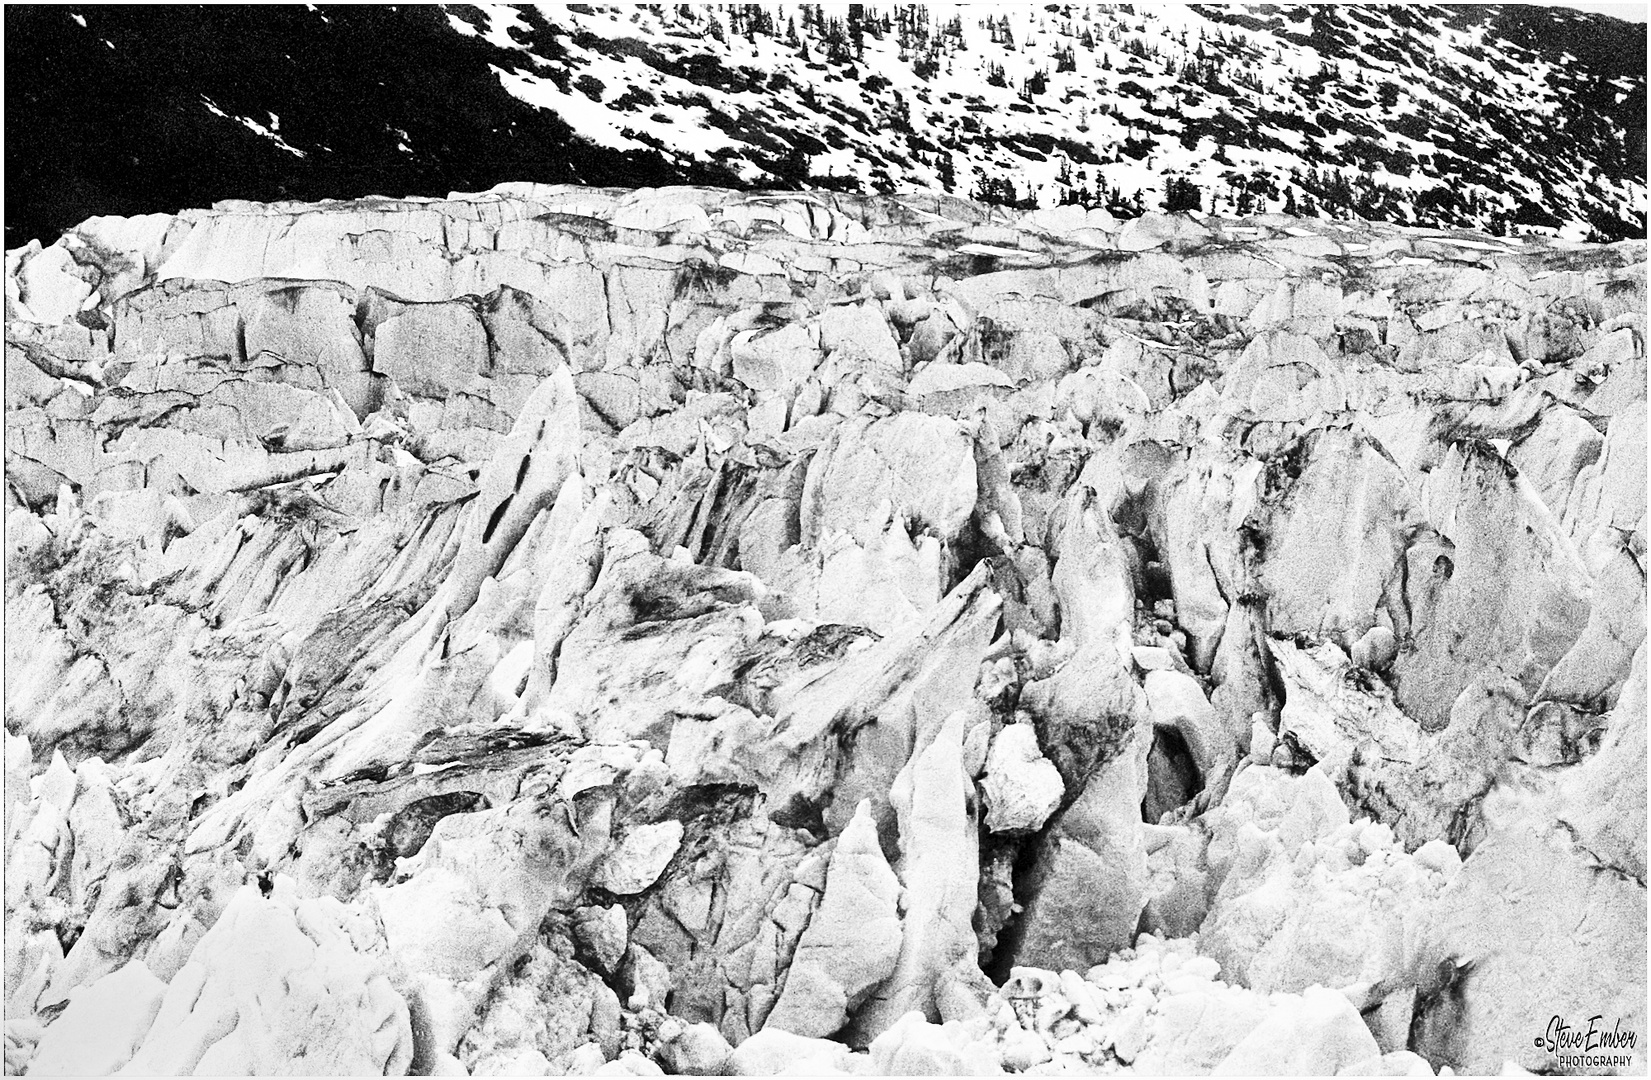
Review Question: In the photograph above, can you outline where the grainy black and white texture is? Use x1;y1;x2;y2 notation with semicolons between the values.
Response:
4;4;1646;247
3;4;1646;1078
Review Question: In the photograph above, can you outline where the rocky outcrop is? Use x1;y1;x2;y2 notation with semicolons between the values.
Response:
4;185;1644;1075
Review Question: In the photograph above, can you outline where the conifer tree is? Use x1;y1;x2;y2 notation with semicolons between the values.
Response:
937;151;956;191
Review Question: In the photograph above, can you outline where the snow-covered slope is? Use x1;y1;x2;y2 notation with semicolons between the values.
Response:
5;3;1646;247
464;3;1646;239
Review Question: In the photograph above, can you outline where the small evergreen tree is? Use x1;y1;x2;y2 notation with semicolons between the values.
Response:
1163;176;1202;213
914;45;939;80
849;4;869;57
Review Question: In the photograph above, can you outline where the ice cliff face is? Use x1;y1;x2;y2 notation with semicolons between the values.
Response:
3;186;1646;1076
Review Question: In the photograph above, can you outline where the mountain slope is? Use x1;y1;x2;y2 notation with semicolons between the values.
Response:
4;3;1645;248
3;5;749;248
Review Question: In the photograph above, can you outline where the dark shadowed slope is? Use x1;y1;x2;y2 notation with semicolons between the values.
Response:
3;5;739;247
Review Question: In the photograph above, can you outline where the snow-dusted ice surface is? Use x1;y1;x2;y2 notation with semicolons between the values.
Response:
2;3;1647;1075
3;181;1645;1076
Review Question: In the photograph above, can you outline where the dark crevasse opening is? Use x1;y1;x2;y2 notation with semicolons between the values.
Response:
1142;725;1202;824
980;831;1051;987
